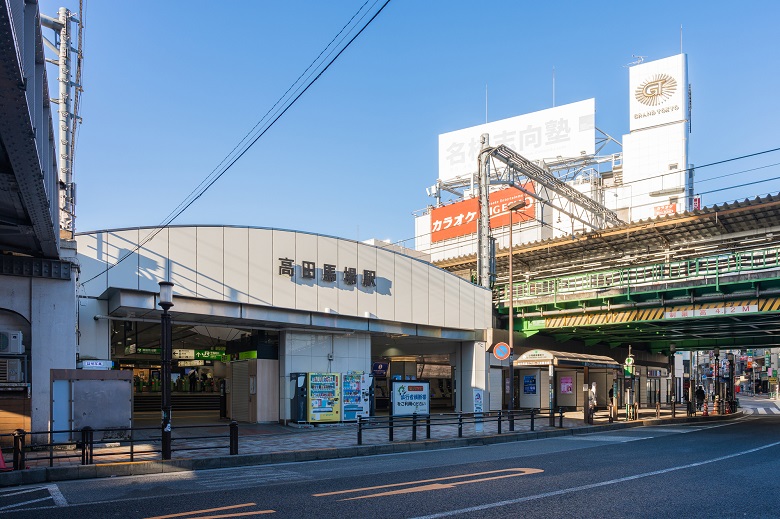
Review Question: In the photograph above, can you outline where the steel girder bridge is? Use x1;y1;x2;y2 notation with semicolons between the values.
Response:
435;193;780;355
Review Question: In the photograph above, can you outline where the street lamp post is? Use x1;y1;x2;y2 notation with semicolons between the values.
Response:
507;200;527;414
727;352;734;412
714;348;720;414
159;281;174;460
669;344;676;418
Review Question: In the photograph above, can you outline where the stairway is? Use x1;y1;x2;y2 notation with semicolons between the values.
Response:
134;393;221;413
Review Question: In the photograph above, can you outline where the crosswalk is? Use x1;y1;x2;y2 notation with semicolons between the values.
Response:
741;406;780;416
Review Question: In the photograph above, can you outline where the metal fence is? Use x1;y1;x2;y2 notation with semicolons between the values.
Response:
356;409;566;445
494;246;780;304
2;421;239;470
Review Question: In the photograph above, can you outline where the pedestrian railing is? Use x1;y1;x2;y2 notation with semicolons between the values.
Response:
356;409;568;446
1;421;239;471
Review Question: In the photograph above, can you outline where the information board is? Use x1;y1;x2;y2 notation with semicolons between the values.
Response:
391;381;430;416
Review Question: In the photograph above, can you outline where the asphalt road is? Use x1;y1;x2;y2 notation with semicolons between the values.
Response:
2;413;779;518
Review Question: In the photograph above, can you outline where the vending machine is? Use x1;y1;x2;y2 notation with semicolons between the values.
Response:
342;372;373;420
307;373;341;423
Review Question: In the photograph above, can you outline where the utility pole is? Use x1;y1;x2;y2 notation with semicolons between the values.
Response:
41;7;80;238
477;134;491;288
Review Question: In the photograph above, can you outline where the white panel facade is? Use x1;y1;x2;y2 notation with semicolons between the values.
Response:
623;123;688;222
75;226;492;331
316;235;339;313
459;278;476;330
271;230;297;310
106;229;140;290
357;244;377;318
169;227;198;297
375;248;395;321
77;233;108;291
444;273;460;328
393;255;413;324
248;227;273;306
294;233;318;312
411;259;430;325
224;227;249;303
337;239;358;317
138;227;168;294
196;227;224;300
428;268;446;326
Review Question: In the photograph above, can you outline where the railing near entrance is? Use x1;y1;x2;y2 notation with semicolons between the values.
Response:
494;246;780;304
356;410;559;445
1;422;239;471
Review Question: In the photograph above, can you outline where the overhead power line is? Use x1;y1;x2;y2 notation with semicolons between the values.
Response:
81;0;392;286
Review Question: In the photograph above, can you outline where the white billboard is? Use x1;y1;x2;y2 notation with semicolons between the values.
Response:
438;99;596;182
629;54;688;132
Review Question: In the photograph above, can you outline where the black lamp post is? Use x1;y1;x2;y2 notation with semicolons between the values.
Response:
159;281;174;460
727;352;734;411
507;200;527;414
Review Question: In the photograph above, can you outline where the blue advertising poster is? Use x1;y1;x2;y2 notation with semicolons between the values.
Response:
371;362;388;377
523;375;537;394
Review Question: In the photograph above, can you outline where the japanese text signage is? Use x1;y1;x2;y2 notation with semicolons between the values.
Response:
665;305;758;319
391;381;430;416
438;99;595;182
278;258;376;287
431;185;536;243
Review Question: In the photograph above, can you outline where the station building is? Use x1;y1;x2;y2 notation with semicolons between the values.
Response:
75;225;493;422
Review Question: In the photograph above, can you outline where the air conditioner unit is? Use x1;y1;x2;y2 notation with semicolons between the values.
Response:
0;359;23;383
0;331;24;355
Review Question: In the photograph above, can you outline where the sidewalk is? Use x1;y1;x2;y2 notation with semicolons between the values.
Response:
0;405;741;487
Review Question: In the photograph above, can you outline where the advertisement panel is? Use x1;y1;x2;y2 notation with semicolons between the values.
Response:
391;380;430;416
629;54;688;132
430;185;535;243
438;99;596;182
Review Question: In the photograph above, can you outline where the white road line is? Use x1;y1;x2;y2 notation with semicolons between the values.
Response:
562;435;647;442
0;496;52;511
0;487;48;497
409;440;780;519
47;484;68;507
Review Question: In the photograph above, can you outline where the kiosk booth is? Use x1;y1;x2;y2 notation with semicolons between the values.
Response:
514;349;621;412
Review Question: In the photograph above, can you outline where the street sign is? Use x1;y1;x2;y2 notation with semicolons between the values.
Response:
493;342;511;361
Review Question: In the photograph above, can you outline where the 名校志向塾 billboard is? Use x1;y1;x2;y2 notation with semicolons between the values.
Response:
438;99;595;182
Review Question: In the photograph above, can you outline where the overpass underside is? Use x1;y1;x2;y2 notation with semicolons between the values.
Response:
510;270;780;354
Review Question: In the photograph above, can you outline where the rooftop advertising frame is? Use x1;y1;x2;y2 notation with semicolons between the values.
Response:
438;99;596;182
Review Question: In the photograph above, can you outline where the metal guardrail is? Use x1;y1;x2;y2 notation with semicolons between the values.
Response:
494;246;780;304
356;409;568;445
1;422;239;471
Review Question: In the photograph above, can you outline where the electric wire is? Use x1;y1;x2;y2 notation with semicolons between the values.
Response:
81;0;391;286
394;146;780;255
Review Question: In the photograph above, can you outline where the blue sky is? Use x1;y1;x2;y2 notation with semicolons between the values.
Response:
40;1;780;247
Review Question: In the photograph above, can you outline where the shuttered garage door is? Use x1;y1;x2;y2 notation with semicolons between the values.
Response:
231;361;250;422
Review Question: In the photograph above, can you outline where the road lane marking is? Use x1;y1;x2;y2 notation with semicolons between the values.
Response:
0;496;53;511
47;484;67;507
145;503;274;519
314;468;543;501
408;440;780;519
562;435;648;442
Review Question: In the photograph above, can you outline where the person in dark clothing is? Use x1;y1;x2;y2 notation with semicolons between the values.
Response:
188;370;198;392
695;386;705;410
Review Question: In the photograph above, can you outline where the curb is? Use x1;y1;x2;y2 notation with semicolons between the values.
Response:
0;413;741;487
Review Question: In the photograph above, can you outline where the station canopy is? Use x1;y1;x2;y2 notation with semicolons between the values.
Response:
515;349;621;369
